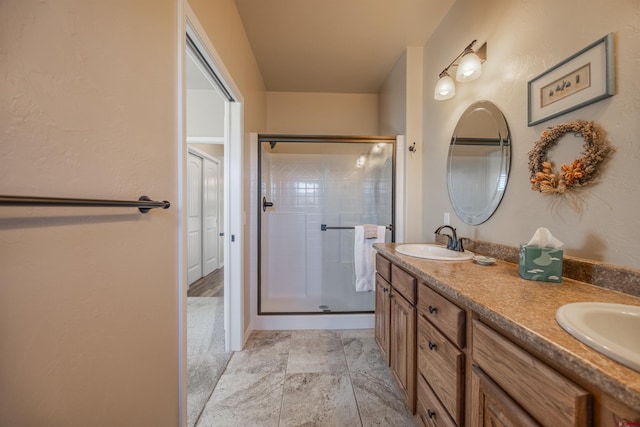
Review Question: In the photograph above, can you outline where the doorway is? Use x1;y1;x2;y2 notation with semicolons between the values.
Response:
183;16;244;426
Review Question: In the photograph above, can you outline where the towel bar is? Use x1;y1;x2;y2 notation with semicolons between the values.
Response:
321;224;393;231
0;195;170;213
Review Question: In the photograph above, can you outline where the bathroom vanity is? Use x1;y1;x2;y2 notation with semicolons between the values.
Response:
374;243;640;426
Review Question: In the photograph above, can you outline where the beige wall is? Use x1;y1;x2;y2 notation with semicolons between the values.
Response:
0;1;179;426
0;0;267;424
379;47;424;242
266;91;379;135
379;52;407;136
187;0;267;335
422;0;640;268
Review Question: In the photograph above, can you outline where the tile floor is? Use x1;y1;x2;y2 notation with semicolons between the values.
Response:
187;297;231;427
192;329;416;427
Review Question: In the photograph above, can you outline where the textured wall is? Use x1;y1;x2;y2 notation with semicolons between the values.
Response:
266;91;379;135
379;47;424;243
0;1;179;426
379;52;407;136
422;0;640;269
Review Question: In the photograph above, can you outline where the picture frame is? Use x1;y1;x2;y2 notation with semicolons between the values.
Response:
527;33;615;126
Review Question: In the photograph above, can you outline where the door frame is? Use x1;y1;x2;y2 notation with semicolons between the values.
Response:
183;0;243;351
178;3;245;425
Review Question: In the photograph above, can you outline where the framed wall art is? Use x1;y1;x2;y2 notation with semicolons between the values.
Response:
527;33;615;126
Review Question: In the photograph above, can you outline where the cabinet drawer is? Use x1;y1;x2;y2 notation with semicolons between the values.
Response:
470;365;540;427
376;254;391;282
472;320;591;427
418;315;464;425
417;373;457;427
418;283;465;348
391;264;416;304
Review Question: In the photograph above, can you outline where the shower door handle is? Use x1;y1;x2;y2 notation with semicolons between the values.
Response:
262;196;274;212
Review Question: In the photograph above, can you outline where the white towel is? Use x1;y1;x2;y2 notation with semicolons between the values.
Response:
354;225;386;292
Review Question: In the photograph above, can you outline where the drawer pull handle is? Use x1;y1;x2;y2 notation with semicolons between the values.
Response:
428;305;438;314
428;341;437;351
427;409;436;419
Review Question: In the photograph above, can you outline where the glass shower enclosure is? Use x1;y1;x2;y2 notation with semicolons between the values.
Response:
258;135;395;315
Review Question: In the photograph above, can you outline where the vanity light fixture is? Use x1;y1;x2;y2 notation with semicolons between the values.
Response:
434;40;486;101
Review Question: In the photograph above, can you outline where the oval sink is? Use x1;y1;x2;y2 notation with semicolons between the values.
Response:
556;302;640;372
395;244;474;261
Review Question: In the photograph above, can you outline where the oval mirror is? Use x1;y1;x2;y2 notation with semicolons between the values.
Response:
447;100;511;225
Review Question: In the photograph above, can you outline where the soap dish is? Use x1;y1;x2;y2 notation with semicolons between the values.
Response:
473;255;496;266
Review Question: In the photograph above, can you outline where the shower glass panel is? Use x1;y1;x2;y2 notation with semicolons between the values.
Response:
258;136;395;314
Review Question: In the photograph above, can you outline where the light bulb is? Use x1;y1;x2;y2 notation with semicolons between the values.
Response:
434;74;455;100
456;51;482;82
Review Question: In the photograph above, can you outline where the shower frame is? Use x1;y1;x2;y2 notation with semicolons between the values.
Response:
257;134;396;315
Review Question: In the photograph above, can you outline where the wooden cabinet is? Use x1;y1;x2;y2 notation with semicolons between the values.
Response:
417;284;465;348
390;285;416;412
375;249;640;427
375;255;416;412
389;263;417;413
417;373;458;427
416;282;466;426
417;315;464;425
391;264;416;305
374;274;390;364
471;320;591;426
596;395;640;427
470;365;539;427
376;253;391;282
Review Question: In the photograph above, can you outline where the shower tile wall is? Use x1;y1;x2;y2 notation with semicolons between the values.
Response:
262;146;392;312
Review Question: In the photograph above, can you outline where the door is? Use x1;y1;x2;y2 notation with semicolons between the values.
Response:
257;136;395;314
375;274;391;364
187;153;203;284
202;157;219;275
390;291;417;412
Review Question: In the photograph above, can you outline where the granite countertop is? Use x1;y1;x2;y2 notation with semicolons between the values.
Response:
374;243;640;412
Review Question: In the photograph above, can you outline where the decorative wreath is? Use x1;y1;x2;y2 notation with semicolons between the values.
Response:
528;120;614;194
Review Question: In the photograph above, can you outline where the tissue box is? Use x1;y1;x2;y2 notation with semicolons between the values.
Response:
518;244;563;283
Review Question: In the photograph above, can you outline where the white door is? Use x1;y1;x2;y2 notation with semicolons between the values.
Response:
187;153;203;284
202;157;219;275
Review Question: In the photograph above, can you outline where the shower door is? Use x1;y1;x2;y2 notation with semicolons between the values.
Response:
258;135;395;314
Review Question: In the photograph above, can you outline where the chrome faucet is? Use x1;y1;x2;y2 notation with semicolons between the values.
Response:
434;225;465;252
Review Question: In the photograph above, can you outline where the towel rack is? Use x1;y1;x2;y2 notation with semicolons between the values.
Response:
321;224;393;231
0;195;170;213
